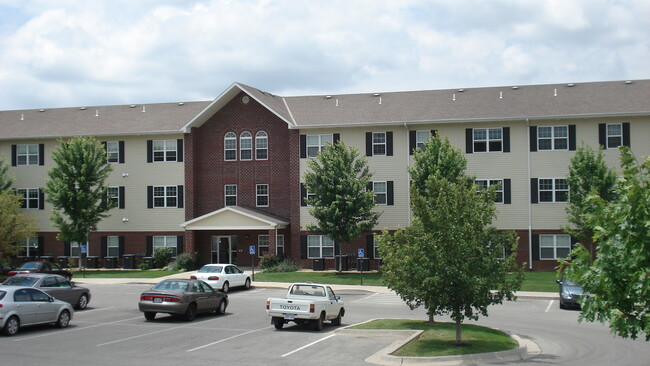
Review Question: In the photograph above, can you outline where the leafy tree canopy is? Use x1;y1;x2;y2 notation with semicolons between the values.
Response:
0;190;38;262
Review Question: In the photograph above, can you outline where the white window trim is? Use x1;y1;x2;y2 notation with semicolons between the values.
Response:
538;178;568;203
307;235;335;259
153;140;177;162
539;234;571;260
20;237;39;257
240;132;253;161
473;127;503;152
153;185;178;208
107;236;120;257
258;235;269;258
17;188;39;209
225;184;237;206
373;181;387;205
475;179;504;204
306;134;333;158
372;132;387;156
415;130;430;150
107;186;120;206
255;131;268;160
16;144;39;166
224;132;237;161
537;125;569;151
256;184;269;207
106;141;120;162
606;123;623;149
373;236;381;259
153;236;178;256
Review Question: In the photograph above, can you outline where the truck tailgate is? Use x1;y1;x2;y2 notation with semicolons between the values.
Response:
268;298;313;317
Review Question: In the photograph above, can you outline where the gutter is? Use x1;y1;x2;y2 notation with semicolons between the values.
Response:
527;117;533;270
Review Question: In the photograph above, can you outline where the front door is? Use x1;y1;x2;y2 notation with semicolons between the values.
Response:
211;236;232;263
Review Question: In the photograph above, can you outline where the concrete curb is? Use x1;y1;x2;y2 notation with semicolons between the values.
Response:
336;319;541;366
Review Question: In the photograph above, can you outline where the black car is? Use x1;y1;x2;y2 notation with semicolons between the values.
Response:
0;262;14;277
557;277;586;309
8;261;73;281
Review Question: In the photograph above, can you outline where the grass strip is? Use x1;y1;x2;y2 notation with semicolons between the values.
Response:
70;270;182;278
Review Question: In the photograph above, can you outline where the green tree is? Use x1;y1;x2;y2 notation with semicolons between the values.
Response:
0;190;38;262
379;136;524;345
45;136;113;269
0;157;14;191
304;141;380;271
562;147;649;341
564;143;617;246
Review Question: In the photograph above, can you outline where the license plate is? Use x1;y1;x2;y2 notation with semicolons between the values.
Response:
284;314;295;320
153;297;163;303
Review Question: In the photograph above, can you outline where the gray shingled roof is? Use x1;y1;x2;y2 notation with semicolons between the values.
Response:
2;80;648;139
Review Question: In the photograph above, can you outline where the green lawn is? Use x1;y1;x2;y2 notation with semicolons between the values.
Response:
351;319;518;356
71;269;182;278
518;271;558;292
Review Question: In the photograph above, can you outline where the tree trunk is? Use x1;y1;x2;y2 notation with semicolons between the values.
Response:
426;307;435;324
455;319;462;345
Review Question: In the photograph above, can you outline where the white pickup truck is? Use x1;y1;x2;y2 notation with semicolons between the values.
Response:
266;283;345;331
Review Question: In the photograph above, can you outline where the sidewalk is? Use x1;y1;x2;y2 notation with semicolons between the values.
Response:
73;270;557;299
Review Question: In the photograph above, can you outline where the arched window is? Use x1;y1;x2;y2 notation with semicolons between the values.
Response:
224;132;237;161
255;131;268;160
240;132;252;160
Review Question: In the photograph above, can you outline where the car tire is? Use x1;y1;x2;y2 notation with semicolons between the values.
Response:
273;317;284;330
559;300;566;309
56;310;71;328
331;309;343;326
76;294;89;310
2;316;19;336
216;300;227;315
222;281;229;293
144;312;156;320
313;312;325;331
244;278;251;290
184;303;197;321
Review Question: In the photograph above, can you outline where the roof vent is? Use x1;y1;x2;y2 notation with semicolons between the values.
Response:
95;110;99;117
178;102;184;106
554;88;558;97
373;93;380;97
325;95;332;99
130;105;137;108
458;89;464;92
20;113;24;121
512;86;518;90
142;105;146;113
499;91;503;99
567;83;575;87
80;107;87;110
242;96;250;104
39;109;45;112
625;80;632;84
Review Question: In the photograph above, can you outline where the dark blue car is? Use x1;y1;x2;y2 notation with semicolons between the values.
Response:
557;277;586;309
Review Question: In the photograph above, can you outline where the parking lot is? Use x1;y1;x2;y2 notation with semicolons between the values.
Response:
2;282;649;366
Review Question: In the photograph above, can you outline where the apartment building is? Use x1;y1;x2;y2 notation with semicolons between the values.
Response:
2;79;648;271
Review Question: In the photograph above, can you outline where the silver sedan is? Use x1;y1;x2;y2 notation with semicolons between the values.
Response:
0;286;73;336
3;273;91;310
138;279;228;321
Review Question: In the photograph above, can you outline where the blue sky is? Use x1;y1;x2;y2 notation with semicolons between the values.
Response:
0;0;648;110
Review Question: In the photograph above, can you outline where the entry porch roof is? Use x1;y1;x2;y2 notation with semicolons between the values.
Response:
180;206;290;231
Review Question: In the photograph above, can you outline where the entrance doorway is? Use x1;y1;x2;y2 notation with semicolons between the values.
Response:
211;236;236;264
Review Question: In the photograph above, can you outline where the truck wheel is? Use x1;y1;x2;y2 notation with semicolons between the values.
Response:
331;309;343;326
273;317;284;330
313;312;325;331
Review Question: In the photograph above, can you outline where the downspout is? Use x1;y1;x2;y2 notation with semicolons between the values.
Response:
526;118;533;270
404;123;411;224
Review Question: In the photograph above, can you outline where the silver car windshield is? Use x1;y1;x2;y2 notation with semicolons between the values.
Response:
152;281;189;291
3;277;39;286
198;266;223;273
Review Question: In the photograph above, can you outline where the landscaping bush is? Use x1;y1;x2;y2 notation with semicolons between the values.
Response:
263;258;301;273
139;262;150;270
259;254;286;269
153;247;175;268
174;252;199;271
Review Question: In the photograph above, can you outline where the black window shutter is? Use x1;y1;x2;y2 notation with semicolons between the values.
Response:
177;236;184;255
300;183;307;207
101;236;107;257
333;133;340;144
147;186;153;208
622;122;631;147
530;178;539;204
367;181;373;192
38;188;44;210
39;144;44;166
11;145;17;166
570;236;578;249
387;181;394;206
409;131;416;155
119;186;125;209
598;123;606;147
532;234;540;261
64;242;71;256
177;139;183;162
118;141;125;163
431;130;438;137
146;236;153;256
568;125;576;151
300;135;307;158
118;236;125;257
465;129;473;153
37;236;44;256
529;126;537;152
147;140;153;163
334;241;340;256
300;236;307;259
101;141;107;153
504;179;511;204
502;127;510;153
177;185;184;208
386;132;393;156
366;234;374;259
365;132;373;156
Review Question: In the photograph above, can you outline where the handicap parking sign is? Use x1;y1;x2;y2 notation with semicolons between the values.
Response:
81;244;87;254
357;248;365;258
249;245;256;255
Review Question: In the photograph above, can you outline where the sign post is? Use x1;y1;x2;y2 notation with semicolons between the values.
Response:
357;248;365;285
249;245;256;281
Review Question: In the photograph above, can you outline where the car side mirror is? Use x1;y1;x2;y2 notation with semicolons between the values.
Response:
335;296;340;301
556;279;562;284
48;296;55;302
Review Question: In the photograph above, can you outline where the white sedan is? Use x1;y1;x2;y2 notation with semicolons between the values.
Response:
190;264;251;293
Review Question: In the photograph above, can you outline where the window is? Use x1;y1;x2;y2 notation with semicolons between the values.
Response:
415;131;430;150
20;237;39;257
276;235;285;255
153;236;177;256
16;144;40;166
240;132;252;160
70;242;80;257
538;178;568;203
473;128;502;152
225;185;237;206
537;126;568;150
373;182;387;205
153;140;177;162
475;179;504;203
153;186;178;208
540;234;571;259
107;236;120;257
258;235;269;257
224;132;237;161
301;183;316;206
256;184;269;207
372;132;387;155
306;134;333;157
107;186;120;206
105;141;120;162
373;236;381;259
307;235;334;258
17;188;39;209
255;131;268;160
606;123;622;148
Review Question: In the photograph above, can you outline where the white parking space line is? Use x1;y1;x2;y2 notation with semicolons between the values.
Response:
187;326;268;352
282;334;337;357
96;323;196;346
545;300;554;312
13;316;143;341
354;292;379;303
75;307;115;314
